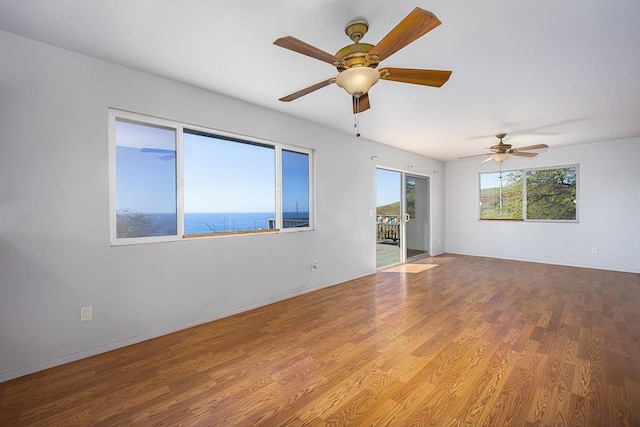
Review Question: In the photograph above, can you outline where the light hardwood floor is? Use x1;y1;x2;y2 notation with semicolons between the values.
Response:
1;254;639;426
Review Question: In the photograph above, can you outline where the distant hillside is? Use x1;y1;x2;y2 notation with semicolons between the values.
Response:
377;202;400;217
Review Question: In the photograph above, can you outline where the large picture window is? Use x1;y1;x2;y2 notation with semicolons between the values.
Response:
110;110;314;244
479;165;578;222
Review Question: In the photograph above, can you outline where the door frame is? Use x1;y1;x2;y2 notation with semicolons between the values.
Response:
375;167;432;269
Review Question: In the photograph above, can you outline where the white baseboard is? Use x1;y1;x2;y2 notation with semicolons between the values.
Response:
444;251;639;274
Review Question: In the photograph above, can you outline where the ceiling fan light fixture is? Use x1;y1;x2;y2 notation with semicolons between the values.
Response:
493;153;509;163
335;66;380;97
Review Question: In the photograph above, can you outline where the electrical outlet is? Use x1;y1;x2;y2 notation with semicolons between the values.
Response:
80;305;92;322
311;261;318;272
592;247;598;254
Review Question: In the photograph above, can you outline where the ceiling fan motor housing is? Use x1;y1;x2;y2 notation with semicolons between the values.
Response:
335;43;378;71
335;19;380;71
490;133;511;152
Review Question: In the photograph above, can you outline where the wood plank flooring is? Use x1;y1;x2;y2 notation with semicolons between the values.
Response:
1;254;639;426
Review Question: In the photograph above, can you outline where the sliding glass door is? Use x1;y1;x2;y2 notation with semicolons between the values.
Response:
376;169;430;269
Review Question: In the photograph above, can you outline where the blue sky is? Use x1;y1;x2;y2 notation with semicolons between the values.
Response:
115;121;176;213
183;133;276;213
376;169;401;206
282;150;310;213
480;171;522;189
116;120;309;214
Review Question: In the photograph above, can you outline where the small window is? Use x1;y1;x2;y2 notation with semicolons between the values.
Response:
282;150;310;228
114;119;178;238
479;165;578;222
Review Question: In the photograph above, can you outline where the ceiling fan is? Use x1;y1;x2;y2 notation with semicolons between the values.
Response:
273;7;452;115
459;133;549;163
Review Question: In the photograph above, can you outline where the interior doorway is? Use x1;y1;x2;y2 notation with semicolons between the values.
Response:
376;168;430;269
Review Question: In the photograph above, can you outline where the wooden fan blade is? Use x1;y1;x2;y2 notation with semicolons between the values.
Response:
512;144;549;152
379;68;452;87
367;8;441;62
353;93;371;114
274;36;344;66
511;151;538;158
458;153;492;160
279;78;335;102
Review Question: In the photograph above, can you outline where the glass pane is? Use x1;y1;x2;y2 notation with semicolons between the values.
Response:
115;119;177;238
405;175;429;259
282;150;310;228
376;169;401;268
183;130;275;234
526;167;577;220
479;171;523;219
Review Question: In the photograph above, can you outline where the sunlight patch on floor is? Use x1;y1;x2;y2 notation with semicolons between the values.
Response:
382;263;439;273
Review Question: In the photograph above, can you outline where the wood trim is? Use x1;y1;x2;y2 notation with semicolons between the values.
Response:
183;228;279;238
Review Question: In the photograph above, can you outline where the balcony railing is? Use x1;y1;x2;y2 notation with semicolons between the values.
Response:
268;218;310;229
377;216;400;242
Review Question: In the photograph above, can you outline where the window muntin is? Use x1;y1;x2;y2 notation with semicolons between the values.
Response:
115;119;177;238
479;165;578;222
110;110;313;244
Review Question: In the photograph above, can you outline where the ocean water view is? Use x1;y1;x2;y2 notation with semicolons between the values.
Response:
185;212;310;233
185;212;275;234
116;211;309;238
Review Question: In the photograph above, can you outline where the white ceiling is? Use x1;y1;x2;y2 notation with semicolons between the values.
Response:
1;0;639;161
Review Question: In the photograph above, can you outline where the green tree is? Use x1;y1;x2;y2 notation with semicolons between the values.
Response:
526;167;577;220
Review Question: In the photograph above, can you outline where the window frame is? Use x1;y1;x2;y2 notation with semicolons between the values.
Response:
109;109;315;246
478;164;579;223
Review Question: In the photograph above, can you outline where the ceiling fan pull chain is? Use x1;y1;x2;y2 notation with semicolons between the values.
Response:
354;96;361;137
499;162;504;214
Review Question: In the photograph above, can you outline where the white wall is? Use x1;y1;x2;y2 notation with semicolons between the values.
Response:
0;30;445;382
445;138;640;273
